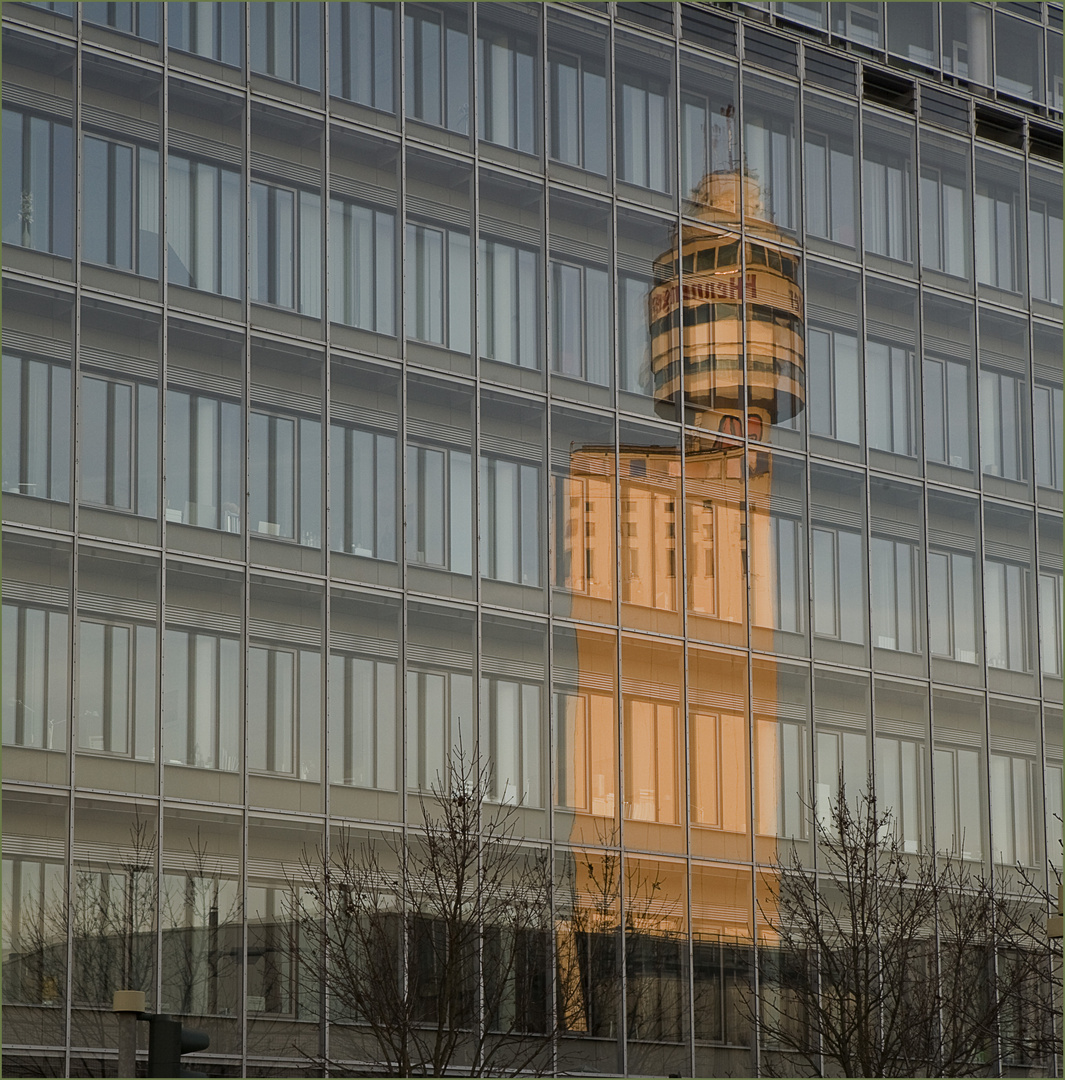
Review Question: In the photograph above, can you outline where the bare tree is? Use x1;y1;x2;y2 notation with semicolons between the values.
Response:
750;780;1062;1078
296;751;557;1077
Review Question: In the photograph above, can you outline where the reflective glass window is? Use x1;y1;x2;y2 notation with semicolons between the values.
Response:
750;454;807;650
329;1;394;111
250;1;321;89
405;222;471;353
774;2;827;30
2;602;68;751
164;388;242;532
928;492;981;674
406;379;473;587
919;132;970;280
753;661;809;844
478;236;539;369
689;649;748;858
160;806;242;1015
941;3;992;84
1038;514;1063;687
765;517;804;635
20;1;74;13
1034;325;1064;494
83;1;159;40
866;282;918;463
994;12;1044;102
548;42;607;174
480;456;540;587
330;425;396;561
683;434;747;648
804;97;858;251
618;425;683;633
807;328;860;445
990;752;1036;866
870;538;918;653
329;652;397;790
874;733;923;853
161;628;240;770
81;375;157;516
978;311;1030;490
1033;382;1063;492
932;690;986;861
873;682;929;855
2;353;70;503
478;24;537;154
167;154;242;297
621;635;683;838
406;667;473;792
406;444;472;574
247;645;318;777
625;699;679;825
405;5;469;133
984;559;1033;672
866;342;915;456
480;392;543;594
1040;572;1063;679
975;150;1025;295
618;210;675;406
1050;31;1064;113
1029;167;1063;307
831;3;881;49
814;670;869;825
1;109;73;257
83;136;159;277
979;370;1028;483
617;65;670;193
869;478;924;673
811;466;866;653
863;117;914;264
923;296;975;482
77;620;155;760
550;260;610;386
679;51;739;218
550;408;615;625
743;76;798;236
169;2;242;66
2;855;67;1005
1047;730;1063;870
250;182;321;316
984;504;1035;677
329;198;395;333
928;551;978;664
885;2;937;66
249;410;320;547
481;676;541;806
553;626;617;832
989;701;1042;870
812;526;864;642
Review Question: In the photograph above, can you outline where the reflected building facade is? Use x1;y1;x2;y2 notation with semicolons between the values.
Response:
1;2;1062;1077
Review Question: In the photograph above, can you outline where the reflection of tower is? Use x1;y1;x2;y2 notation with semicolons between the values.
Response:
650;171;804;436
556;171;807;991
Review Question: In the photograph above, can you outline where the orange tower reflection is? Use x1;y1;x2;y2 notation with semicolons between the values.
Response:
556;169;805;1045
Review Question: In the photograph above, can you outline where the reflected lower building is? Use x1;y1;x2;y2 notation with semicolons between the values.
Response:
2;2;1063;1077
555;170;804;1071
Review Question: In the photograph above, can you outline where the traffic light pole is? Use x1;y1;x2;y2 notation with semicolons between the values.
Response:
111;991;211;1078
112;990;146;1079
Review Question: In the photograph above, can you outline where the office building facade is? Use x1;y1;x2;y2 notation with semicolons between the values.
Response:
2;2;1062;1076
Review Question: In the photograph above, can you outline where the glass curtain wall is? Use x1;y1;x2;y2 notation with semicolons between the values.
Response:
1;4;1061;1076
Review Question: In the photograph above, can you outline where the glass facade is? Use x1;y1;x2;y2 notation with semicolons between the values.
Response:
2;3;1061;1077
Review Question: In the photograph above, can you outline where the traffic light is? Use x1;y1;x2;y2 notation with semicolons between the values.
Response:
147;1014;210;1078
